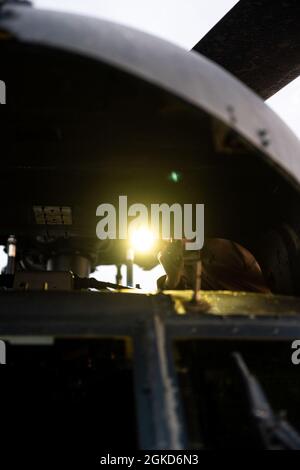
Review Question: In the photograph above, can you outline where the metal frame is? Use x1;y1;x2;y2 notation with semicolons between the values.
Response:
1;290;300;449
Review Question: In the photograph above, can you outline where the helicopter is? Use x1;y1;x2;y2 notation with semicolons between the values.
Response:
0;0;300;455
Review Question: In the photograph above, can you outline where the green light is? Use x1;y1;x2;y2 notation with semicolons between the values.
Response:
169;171;181;183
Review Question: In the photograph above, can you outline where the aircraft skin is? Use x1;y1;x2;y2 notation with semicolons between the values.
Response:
0;3;300;188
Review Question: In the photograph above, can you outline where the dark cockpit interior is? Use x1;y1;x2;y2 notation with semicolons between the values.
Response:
1;41;300;294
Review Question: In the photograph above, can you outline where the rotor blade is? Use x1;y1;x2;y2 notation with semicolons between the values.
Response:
192;0;300;99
